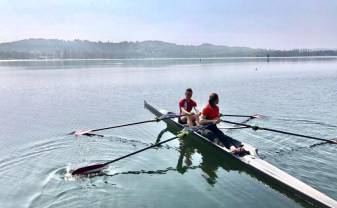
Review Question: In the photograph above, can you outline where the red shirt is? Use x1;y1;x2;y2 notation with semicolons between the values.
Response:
202;104;219;120
179;98;197;114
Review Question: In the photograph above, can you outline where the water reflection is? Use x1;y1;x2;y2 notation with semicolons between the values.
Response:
1;57;337;70
153;127;314;208
177;135;221;186
75;126;315;208
154;127;238;186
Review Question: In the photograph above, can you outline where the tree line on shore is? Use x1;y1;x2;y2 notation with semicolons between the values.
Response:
0;38;336;59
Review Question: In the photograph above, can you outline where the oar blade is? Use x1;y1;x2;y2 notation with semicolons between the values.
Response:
67;131;76;135
252;114;267;119
71;163;107;175
67;129;93;136
330;138;337;144
74;129;93;137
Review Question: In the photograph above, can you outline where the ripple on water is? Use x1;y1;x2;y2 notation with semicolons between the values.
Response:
28;165;117;208
1;123;335;208
0;133;182;208
267;143;337;199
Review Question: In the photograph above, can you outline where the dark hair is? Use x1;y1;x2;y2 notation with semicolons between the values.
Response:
208;93;219;106
186;88;193;93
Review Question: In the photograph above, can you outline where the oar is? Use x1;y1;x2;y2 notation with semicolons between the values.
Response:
219;114;259;132
68;113;183;136
69;113;263;136
71;130;191;175
220;119;337;144
221;114;265;119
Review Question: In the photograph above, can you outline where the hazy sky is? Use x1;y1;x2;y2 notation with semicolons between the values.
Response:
1;0;337;49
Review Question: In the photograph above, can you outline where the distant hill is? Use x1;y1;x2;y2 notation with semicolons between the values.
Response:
0;38;336;59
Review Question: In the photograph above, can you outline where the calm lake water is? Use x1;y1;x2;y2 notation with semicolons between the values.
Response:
0;58;336;208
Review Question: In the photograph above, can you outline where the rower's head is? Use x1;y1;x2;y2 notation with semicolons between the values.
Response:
209;93;219;107
185;88;193;100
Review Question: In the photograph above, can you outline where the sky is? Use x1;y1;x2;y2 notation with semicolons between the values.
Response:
0;0;337;49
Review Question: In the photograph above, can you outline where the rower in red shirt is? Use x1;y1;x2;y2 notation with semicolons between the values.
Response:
178;88;200;127
200;93;246;154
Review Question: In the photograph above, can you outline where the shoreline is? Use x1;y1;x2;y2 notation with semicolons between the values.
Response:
1;56;337;62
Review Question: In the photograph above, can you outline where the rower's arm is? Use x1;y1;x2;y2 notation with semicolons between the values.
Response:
200;115;217;125
180;107;191;115
193;107;200;115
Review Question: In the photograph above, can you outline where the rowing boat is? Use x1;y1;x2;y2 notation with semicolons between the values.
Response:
144;101;337;208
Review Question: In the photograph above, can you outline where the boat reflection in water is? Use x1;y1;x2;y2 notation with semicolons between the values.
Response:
99;126;326;208
154;127;315;208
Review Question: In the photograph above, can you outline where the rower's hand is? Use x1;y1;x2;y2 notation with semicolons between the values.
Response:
213;118;220;124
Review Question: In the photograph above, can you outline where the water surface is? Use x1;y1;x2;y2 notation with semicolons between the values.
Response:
0;58;336;208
